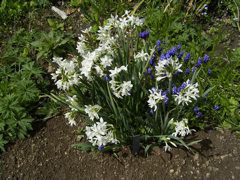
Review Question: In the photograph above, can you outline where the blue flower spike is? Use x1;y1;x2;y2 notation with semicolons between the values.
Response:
203;54;210;64
184;53;191;63
194;106;200;113
213;105;220;111
98;145;104;151
208;68;212;75
139;31;150;39
196;111;203;118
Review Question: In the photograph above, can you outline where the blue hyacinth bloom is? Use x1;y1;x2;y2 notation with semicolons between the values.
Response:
208;68;212;75
156;40;161;47
195;58;202;67
180;82;187;90
147;67;152;74
98;145;104;151
165;53;171;59
164;95;169;104
184;53;191;63
139;31;150;39
149;109;154;115
168;47;177;56
178;51;184;59
203;54;210;64
177;44;182;50
172;86;178;95
157;47;162;54
196;111;203;118
185;68;190;74
204;4;208;10
162;90;168;96
174;70;182;76
193;106;200;113
172;82;187;95
213;105;220;111
160;54;166;60
150;74;154;80
149;56;155;66
192;67;197;73
104;75;110;81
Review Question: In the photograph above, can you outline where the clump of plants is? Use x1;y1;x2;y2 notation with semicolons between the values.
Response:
51;11;214;153
0;30;57;151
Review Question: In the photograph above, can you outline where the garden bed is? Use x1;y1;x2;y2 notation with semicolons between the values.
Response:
1;116;240;180
1;1;240;179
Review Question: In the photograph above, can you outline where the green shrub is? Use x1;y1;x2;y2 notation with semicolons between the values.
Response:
0;29;55;151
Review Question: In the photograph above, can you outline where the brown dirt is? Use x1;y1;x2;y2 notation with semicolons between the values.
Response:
1;116;240;180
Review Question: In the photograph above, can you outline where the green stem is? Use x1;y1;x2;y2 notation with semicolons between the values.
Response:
233;0;240;32
177;106;184;120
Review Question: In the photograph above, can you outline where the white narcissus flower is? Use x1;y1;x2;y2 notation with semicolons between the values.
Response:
76;11;145;82
80;51;100;80
64;112;76;126
77;41;88;57
134;50;149;61
119;81;133;97
84;105;102;121
110;80;133;98
66;95;78;112
117;10;144;29
172;118;194;137
94;65;104;77
155;59;169;81
155;57;183;81
100;55;113;68
147;88;165;111
51;57;81;91
109;66;128;78
82;26;92;34
77;35;88;56
168;57;183;73
85;118;119;147
174;80;199;106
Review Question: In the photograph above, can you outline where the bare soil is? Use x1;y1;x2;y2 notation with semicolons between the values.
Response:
1;116;240;180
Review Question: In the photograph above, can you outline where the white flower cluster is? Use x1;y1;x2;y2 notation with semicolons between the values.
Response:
64;112;77;126
76;11;143;81
174;80;199;106
109;66;133;98
172;118;194;137
66;95;78;111
163;118;194;152
134;50;149;61
84;104;102;121
64;95;79;126
100;55;113;68
109;66;128;78
147;88;165;111
110;80;133;98
77;29;114;80
85;118;119;147
155;57;182;81
155;59;170;81
51;57;81;90
109;10;144;30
